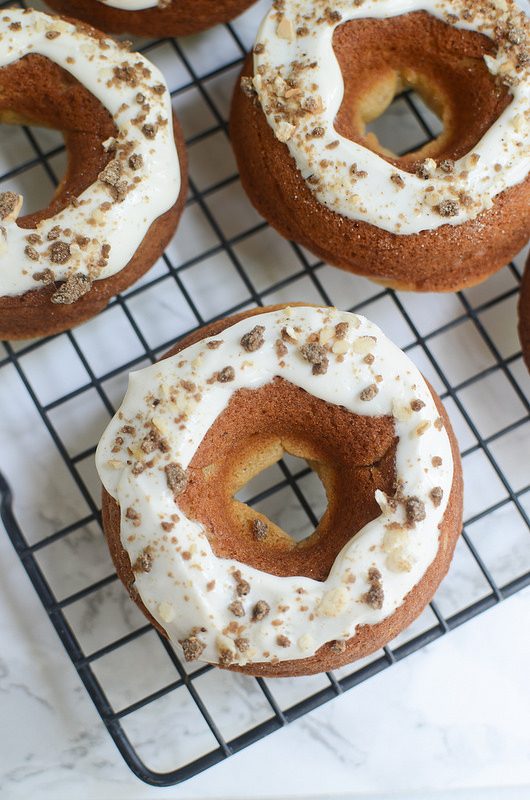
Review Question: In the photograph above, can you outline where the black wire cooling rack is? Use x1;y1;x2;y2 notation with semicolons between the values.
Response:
1;0;530;787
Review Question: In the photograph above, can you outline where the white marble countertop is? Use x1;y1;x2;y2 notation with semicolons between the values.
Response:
2;509;530;800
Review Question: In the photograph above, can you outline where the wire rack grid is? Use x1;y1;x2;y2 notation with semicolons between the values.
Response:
1;0;530;787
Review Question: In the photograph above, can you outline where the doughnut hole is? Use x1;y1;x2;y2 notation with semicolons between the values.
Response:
0;53;115;227
334;10;511;167
179;377;398;582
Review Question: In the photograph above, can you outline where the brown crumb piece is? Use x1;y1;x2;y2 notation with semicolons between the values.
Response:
275;339;288;358
0;191;19;220
252;600;270;621
126;506;141;527
240;325;265;352
350;163;368;179
51;273;91;304
235;637;250;653
206;339;223;349
360;383;378;401
405;496;426;525
330;639;347;654
362;566;384;610
217;366;235;383
229;600;245;617
440;159;455;174
47;226;61;241
300;342;329;375
432;456;443;467
410;399;425;411
49;240;71;264
133;549;152;573
436;199;459;217
240;76;256;98
430;487;443;507
218;648;234;666
276;635;291;648
335;321;349;339
165;463;188;499
128;153;143;170
233;569;250;596
252;519;268;541
32;269;54;285
24;245;39;261
142;123;157;139
364;353;375;365
179;635;206;662
391;173;405;189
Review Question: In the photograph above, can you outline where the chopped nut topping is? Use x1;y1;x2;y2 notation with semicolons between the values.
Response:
436;199;460;217
430;487;443;507
391;173;405;189
240;325;265;352
410;399;426;412
362;567;384;609
360;384;378;401
252;600;270;621
0;191;19;220
252;519;268;541
235;637;250;653
300;342;329;375
133;549;152;573
440;159;455;174
240;76;256;98
128;153;143;171
277;16;295;41
233;569;250;596
334;322;349;339
405;496;426;525
51;273;91;304
217;366;235;382
350;163;368;179
330;639;347;654
126;507;141;527
206;340;223;349
32;269;54;285
24;245;39;261
432;456;443;467
165;463;188;499
142;123;157;139
49;240;71;264
275;339;288;358
218;648;234;666
276;635;291;647
229;600;245;617
179;635;206;662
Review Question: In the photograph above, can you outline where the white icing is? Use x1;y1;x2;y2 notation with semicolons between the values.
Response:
96;0;159;9
252;0;530;234
0;8;180;297
96;307;455;667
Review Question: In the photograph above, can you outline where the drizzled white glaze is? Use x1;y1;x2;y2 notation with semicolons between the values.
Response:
252;0;530;234
0;8;180;298
96;307;454;666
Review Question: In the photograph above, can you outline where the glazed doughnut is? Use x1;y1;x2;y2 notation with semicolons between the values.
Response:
44;0;256;38
0;9;187;340
518;253;530;372
231;0;530;292
96;304;463;677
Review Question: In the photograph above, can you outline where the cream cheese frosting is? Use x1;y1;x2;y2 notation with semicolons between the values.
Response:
251;0;530;235
96;306;455;667
96;0;160;9
0;8;181;298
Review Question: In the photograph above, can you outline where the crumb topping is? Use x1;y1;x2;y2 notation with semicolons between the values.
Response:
362;567;384;609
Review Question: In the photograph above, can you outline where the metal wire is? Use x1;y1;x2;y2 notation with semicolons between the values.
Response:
1;0;529;787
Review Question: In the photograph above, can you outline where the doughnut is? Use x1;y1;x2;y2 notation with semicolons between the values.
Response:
518;252;530;372
44;0;256;38
95;304;463;677
0;9;187;340
230;0;530;292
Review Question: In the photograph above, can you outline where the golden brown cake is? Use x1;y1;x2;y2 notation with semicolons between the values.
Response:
45;0;255;38
231;0;530;292
0;9;187;340
96;304;463;677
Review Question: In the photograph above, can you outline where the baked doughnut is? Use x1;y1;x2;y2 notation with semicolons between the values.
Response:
0;9;187;340
44;0;256;38
96;304;463;677
518;253;530;372
231;0;530;292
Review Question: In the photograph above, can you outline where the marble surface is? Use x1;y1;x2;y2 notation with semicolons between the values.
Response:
3;510;530;800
